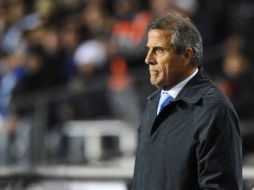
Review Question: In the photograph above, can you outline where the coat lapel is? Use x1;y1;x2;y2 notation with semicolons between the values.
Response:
146;68;213;136
146;89;161;135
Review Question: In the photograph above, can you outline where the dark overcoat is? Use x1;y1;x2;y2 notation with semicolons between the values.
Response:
132;69;242;190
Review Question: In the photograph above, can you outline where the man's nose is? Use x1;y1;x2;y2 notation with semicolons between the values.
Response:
145;51;155;65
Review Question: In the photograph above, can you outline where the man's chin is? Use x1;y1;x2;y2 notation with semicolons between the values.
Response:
150;79;161;88
152;81;172;90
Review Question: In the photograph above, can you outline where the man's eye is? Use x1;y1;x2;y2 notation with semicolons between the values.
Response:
155;48;164;54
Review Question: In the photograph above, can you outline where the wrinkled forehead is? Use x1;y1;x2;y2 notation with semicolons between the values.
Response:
147;29;172;47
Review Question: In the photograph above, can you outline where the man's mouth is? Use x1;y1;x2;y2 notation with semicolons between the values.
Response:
149;69;158;75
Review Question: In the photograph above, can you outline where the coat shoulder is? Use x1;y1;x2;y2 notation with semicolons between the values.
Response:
202;83;235;111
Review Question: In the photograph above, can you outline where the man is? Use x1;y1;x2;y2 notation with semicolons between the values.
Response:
132;11;242;190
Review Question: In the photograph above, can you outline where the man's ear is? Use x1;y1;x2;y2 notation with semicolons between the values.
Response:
183;48;193;64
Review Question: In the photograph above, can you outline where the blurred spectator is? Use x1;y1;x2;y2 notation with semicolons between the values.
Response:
11;51;47;107
215;36;254;120
0;52;26;111
73;39;107;83
107;56;141;123
39;26;68;86
189;0;238;77
1;0;41;53
34;0;57;25
79;2;112;41
53;38;111;122
230;0;254;64
58;17;81;81
109;0;151;67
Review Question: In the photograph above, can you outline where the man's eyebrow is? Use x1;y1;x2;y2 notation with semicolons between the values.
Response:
146;46;165;49
155;46;164;49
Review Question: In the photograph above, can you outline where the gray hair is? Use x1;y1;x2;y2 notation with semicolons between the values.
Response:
148;11;203;67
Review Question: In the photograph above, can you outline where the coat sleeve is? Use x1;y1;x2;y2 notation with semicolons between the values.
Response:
196;103;243;190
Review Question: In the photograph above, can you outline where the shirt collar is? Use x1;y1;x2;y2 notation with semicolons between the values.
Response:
161;69;198;99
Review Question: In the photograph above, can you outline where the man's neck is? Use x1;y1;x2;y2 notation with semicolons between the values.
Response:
161;68;198;99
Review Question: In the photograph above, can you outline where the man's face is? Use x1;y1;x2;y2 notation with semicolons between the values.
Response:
145;29;192;90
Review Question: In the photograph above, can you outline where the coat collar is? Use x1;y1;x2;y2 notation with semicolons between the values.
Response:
147;67;213;105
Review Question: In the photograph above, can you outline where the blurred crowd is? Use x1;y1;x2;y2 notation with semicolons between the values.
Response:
0;0;254;164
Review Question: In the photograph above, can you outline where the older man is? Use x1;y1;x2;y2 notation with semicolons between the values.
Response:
132;11;242;190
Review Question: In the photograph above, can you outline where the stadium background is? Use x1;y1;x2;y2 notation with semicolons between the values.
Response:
0;0;254;189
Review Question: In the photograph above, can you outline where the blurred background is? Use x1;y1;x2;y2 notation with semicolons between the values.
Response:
0;0;254;189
